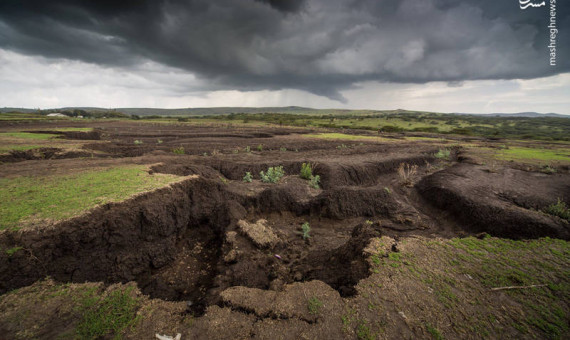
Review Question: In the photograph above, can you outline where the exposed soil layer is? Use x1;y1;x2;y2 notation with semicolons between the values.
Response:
417;163;570;239
1;120;569;338
0;175;386;315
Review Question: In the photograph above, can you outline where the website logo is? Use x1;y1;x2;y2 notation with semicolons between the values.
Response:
519;0;546;9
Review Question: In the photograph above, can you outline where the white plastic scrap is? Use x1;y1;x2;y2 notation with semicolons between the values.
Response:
155;333;181;340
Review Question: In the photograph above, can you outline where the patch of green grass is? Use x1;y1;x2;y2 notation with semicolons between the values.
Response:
426;323;444;340
307;296;323;315
356;321;375;340
495;147;570;162
0;145;43;153
304;133;390;142
0;165;183;229
76;286;141;340
0;132;59;140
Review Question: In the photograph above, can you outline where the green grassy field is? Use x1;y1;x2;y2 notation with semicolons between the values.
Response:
0;165;185;230
495;147;570;162
0;132;59;140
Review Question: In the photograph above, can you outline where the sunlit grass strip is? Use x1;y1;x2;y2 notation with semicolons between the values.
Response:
303;133;394;142
495;147;570;162
0;145;43;154
0;132;59;140
0;165;184;230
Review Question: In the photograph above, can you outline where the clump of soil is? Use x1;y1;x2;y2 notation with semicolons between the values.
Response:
417;163;570;239
237;219;280;248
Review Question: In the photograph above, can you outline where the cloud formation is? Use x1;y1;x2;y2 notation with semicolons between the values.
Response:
0;0;567;101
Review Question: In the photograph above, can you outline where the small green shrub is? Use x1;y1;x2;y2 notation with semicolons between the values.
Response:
259;166;284;183
300;163;313;180
172;147;185;155
309;175;320;189
257;144;263;152
307;296;323;314
133;140;143;145
384;187;392;194
243;172;253;183
301;222;311;240
280;147;287;152
544;198;570;221
156;139;163;144
219;176;228;184
245;146;251;153
435;149;450;160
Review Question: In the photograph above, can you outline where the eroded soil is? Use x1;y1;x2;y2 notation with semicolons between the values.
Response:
0;120;568;339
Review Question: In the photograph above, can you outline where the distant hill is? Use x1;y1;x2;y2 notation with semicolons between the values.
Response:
453;112;567;118
2;106;568;117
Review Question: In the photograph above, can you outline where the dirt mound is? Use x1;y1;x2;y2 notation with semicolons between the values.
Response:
417;163;570;239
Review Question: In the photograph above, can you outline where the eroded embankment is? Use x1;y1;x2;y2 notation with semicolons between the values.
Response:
0;174;394;314
417;163;570;239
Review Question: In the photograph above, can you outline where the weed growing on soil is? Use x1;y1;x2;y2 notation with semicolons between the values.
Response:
259;166;284;183
541;165;557;174
242;172;253;183
245;146;251;153
280;147;287;151
4;246;22;256
257;144;263;152
300;163;313;180
397;163;418;187
309;175;320;189
76;286;140;339
435;149;450;160
307;296;323;315
133;140;143;145
383;187;391;194
172;146;185;155
219;176;229;184
543;198;569;221
156;139;163;144
426;324;444;340
301;222;311;240
356;321;374;340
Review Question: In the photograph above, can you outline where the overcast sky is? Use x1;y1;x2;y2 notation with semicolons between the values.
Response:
0;0;568;114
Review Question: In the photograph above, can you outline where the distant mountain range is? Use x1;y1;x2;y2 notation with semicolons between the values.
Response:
1;106;568;117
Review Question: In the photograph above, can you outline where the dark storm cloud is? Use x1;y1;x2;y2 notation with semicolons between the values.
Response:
0;0;567;101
